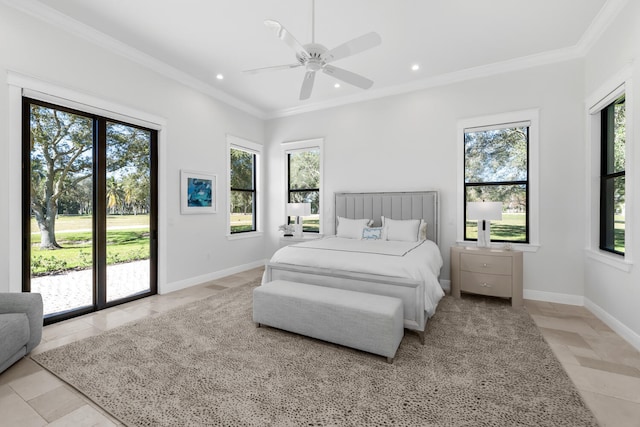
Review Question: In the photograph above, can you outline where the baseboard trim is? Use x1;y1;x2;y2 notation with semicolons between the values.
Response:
161;259;266;294
584;297;640;352
523;289;585;306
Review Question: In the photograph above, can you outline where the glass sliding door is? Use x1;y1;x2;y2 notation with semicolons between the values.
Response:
105;122;153;302
26;102;95;317
23;98;157;324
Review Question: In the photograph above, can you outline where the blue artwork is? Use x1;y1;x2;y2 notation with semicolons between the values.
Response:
187;177;212;207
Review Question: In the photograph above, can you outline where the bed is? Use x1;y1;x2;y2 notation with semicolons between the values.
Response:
262;191;444;343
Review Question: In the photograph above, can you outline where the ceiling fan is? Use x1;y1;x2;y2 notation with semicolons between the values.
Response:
244;0;382;100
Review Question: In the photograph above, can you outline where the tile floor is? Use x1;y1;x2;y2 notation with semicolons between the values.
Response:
1;270;639;426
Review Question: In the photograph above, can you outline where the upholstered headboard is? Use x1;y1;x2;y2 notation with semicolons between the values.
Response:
334;191;439;245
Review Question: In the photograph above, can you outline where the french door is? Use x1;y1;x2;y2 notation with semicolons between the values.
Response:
22;98;158;324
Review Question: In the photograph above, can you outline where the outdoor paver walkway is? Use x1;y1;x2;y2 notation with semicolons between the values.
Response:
31;260;150;316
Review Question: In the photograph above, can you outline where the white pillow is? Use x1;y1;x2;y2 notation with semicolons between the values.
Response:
381;217;421;242
336;217;371;239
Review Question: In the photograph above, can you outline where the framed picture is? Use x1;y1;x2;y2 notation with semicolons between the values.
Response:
180;170;217;214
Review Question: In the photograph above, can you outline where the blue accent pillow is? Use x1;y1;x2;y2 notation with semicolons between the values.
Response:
362;227;383;240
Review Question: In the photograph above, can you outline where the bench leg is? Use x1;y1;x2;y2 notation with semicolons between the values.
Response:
386;356;394;364
256;323;261;328
417;329;425;345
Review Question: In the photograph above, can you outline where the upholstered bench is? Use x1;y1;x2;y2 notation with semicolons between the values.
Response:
253;280;404;363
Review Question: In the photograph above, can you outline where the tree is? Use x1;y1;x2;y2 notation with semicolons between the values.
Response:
288;149;320;214
29;104;152;249
30;105;93;249
464;127;528;212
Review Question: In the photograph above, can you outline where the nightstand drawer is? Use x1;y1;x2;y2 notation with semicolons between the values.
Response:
460;271;512;298
460;253;512;275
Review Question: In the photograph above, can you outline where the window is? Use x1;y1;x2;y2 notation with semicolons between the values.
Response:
458;110;538;249
600;95;626;255
586;68;632;269
228;136;261;235
464;123;529;243
283;139;323;234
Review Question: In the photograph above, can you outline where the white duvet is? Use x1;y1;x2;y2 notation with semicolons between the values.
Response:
267;236;445;316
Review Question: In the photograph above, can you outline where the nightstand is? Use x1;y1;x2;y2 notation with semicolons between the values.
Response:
279;234;321;247
450;246;523;307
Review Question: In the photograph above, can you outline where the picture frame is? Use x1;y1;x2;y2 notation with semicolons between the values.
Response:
180;170;217;214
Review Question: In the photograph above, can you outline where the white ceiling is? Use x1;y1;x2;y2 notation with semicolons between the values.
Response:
9;0;624;118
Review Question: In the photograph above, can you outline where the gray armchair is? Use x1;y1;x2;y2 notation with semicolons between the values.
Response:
0;293;43;374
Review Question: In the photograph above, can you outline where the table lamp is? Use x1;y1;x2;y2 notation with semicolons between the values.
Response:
287;203;311;238
467;201;503;248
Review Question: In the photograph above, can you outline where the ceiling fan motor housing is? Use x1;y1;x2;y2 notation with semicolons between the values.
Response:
297;43;327;71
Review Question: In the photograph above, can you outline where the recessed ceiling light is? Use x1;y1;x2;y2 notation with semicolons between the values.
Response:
411;64;420;71
216;73;224;80
334;83;341;88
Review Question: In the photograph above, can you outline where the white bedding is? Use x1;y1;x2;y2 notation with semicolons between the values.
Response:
266;236;445;316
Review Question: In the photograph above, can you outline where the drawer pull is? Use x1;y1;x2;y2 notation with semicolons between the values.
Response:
480;282;492;288
482;263;488;267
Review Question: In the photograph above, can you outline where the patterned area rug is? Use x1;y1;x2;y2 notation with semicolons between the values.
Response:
32;281;598;426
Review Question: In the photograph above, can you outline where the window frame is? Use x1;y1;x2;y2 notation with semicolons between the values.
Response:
599;95;626;256
282;138;324;235
457;110;540;252
8;71;168;295
226;134;262;239
463;123;530;244
585;67;633;270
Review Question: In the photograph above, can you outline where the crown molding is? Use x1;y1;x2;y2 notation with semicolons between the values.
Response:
267;0;628;119
1;0;267;119
574;0;629;56
267;45;583;119
3;0;627;121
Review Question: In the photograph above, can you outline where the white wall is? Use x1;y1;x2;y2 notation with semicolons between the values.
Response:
265;60;587;301
584;0;640;346
0;3;266;294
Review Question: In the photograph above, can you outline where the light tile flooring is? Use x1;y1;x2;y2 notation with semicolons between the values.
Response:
1;270;640;426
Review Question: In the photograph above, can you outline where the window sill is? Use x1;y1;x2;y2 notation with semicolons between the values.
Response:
585;248;633;272
226;231;263;241
456;241;540;253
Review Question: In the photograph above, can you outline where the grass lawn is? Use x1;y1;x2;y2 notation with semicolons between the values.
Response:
30;215;150;275
466;213;526;242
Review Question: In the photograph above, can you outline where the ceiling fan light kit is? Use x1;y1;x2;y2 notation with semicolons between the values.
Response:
244;0;381;100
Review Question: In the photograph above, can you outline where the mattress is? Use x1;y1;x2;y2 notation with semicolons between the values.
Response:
266;236;445;316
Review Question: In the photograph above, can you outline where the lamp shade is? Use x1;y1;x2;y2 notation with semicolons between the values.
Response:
286;202;311;217
467;201;503;221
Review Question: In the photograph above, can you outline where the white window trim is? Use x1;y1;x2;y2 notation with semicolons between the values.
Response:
226;134;263;239
456;109;540;253
584;65;633;272
281;138;324;235
7;71;168;293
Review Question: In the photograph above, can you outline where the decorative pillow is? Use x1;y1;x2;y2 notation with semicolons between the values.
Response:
381;217;421;242
419;220;428;241
362;227;383;240
336;217;371;239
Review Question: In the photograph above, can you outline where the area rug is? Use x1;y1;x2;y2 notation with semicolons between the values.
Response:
32;281;598;426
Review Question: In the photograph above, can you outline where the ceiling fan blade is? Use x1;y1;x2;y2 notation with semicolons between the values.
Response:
299;71;316;100
322;65;374;89
321;32;382;63
264;19;310;61
243;64;302;74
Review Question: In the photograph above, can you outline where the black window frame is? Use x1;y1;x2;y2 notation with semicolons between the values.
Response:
287;150;320;233
229;146;257;234
463;124;530;244
22;97;158;325
599;95;626;256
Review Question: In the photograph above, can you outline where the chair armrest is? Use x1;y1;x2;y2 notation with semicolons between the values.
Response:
0;293;44;353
